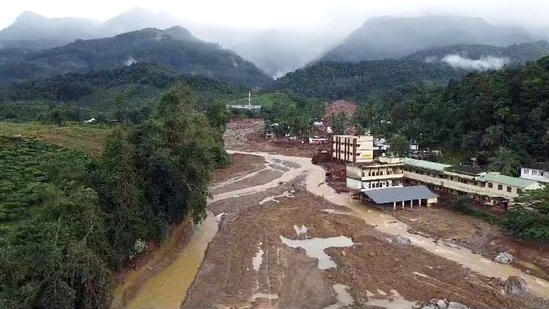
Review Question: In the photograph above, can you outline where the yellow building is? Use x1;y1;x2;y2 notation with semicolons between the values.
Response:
331;135;374;164
402;158;544;208
344;156;544;210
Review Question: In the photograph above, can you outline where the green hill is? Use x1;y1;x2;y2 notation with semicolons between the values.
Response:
403;41;549;64
269;60;465;102
0;63;248;122
360;55;549;163
0;27;272;87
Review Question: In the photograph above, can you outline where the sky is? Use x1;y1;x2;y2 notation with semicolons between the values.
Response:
2;0;549;32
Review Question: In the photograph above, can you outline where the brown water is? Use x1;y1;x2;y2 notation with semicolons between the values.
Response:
114;150;549;309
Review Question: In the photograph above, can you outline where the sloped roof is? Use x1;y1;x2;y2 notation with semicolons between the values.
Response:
476;173;540;189
523;162;549;171
363;185;438;204
445;165;488;176
403;158;451;172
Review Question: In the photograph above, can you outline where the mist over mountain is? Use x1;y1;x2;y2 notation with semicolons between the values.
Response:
0;11;100;42
0;7;185;49
102;7;181;36
318;15;537;63
403;41;549;66
0;26;272;87
229;30;340;78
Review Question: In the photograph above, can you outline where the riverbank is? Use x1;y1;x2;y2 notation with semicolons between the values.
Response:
110;153;267;309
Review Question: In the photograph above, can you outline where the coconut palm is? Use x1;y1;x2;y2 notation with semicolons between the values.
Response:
488;146;520;176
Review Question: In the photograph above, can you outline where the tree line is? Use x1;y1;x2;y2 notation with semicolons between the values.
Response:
0;63;248;123
0;84;230;308
353;56;549;172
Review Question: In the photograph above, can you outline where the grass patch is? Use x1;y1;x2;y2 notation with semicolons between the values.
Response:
0;122;112;156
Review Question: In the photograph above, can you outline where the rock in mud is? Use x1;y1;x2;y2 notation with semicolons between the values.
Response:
447;301;469;309
436;299;448;309
503;276;528;295
494;252;514;264
395;235;411;246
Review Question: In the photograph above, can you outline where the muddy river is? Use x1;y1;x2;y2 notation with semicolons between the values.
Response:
112;150;549;309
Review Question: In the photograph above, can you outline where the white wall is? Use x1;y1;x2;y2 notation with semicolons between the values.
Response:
521;168;549;183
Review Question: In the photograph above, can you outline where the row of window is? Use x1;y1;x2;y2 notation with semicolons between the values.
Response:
523;168;546;177
406;168;522;194
364;181;392;189
364;169;402;176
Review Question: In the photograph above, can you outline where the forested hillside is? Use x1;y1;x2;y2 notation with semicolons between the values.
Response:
0;84;230;308
269;60;465;102
0;27;272;87
404;41;549;64
356;56;549;166
0;63;248;122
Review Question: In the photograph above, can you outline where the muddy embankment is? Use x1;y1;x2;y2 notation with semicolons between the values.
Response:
114;150;549;309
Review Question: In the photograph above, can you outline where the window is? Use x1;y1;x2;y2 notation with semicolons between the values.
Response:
498;184;503;190
488;183;493;188
517;189;523;194
507;186;512;193
380;171;384;176
523;169;529;174
532;170;538;176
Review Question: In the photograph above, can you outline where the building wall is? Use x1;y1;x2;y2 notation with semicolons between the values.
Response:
521;168;549;183
361;179;403;190
403;167;528;201
332;135;374;163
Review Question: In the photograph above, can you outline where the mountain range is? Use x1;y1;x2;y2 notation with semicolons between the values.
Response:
317;15;540;63
0;26;272;87
0;7;179;46
1;9;549;87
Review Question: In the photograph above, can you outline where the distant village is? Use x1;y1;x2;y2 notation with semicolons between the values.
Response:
233;98;549;212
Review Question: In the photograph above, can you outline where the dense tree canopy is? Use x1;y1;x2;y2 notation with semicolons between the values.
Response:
0;63;248;122
0;84;229;308
357;56;549;164
269;60;466;102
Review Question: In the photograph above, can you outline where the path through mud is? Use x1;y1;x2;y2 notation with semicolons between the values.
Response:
113;150;549;309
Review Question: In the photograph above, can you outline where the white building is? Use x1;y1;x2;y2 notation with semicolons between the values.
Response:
346;156;405;191
331;135;374;164
520;163;549;183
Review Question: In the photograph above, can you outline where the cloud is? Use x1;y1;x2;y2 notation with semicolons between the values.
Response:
124;56;137;66
441;54;509;71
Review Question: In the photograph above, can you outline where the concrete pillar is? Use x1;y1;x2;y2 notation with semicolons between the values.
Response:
393;201;396;210
402;201;405;209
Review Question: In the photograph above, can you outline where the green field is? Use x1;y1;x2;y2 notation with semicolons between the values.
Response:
0;122;112;156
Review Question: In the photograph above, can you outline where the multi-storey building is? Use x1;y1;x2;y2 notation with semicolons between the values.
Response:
345;156;405;191
345;156;544;210
331;135;374;164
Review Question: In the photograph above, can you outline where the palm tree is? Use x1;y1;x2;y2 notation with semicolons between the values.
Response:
482;125;504;149
488;146;520;176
